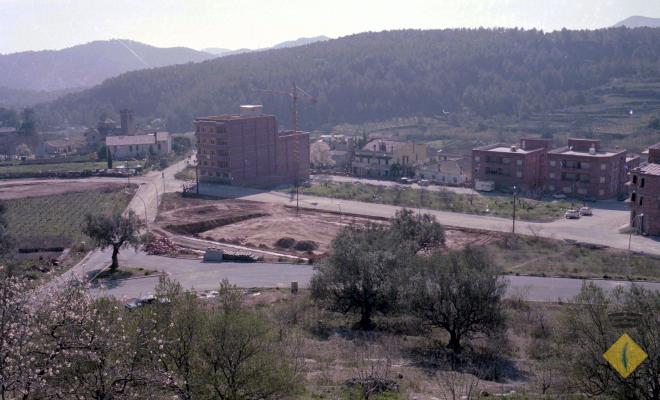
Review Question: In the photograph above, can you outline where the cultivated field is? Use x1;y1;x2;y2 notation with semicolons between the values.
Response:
0;161;107;174
3;183;133;248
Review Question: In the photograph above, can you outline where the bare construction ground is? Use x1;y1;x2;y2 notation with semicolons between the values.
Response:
157;193;498;257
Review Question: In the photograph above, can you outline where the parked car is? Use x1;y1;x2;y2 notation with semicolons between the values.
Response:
553;193;568;200
579;207;593;216
398;177;412;184
565;209;580;219
418;179;430;186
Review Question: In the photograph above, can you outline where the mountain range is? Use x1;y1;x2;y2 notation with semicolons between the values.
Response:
202;35;330;56
37;27;660;132
613;16;660;28
0;40;215;93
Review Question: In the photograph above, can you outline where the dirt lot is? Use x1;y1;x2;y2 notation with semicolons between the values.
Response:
0;180;127;200
157;193;499;257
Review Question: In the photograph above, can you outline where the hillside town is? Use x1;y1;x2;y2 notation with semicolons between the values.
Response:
0;4;659;400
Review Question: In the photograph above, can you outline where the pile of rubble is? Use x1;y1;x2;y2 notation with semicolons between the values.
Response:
144;236;183;256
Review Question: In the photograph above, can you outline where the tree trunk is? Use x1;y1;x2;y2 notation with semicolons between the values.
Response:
358;304;374;330
447;331;462;353
110;246;120;271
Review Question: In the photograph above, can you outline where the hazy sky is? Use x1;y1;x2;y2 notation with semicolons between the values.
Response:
1;0;658;54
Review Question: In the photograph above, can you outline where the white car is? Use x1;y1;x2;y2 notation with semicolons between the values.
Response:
565;209;580;219
579;207;593;216
418;179;430;186
553;193;568;200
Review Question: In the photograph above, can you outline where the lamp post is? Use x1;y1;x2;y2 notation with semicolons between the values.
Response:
627;212;644;278
512;185;518;234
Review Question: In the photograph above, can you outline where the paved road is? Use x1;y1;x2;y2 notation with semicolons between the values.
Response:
197;182;660;257
83;248;660;302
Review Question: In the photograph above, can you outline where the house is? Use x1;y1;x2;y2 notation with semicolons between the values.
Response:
545;139;638;200
194;105;310;186
416;155;468;186
629;142;660;236
311;135;355;171
83;128;103;152
39;138;86;157
472;138;552;192
352;139;429;178
0;127;19;158
106;131;172;160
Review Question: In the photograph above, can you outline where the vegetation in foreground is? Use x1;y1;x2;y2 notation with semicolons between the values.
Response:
0;160;107;174
298;181;572;222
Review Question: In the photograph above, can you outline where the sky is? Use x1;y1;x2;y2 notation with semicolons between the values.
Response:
1;0;659;54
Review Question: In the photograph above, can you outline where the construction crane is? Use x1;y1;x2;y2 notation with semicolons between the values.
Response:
255;82;317;214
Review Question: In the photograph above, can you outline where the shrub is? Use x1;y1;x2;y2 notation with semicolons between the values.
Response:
275;237;296;248
293;240;318;252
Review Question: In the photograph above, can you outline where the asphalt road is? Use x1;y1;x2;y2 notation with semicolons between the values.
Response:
83;247;660;302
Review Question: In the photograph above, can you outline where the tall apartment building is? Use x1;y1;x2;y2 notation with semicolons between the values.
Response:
194;105;310;187
629;143;660;236
545;139;638;200
472;138;551;192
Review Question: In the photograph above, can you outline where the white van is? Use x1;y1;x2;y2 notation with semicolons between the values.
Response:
475;180;495;192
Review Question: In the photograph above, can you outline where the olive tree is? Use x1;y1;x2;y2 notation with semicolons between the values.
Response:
83;210;144;271
556;283;659;400
311;223;404;330
408;246;507;353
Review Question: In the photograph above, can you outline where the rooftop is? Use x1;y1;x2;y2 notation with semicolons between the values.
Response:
548;146;625;157
474;143;541;155
635;162;660;176
195;113;274;122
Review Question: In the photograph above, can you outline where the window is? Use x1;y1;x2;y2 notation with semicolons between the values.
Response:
548;185;555;191
129;145;133;152
632;175;637;184
516;171;522;178
581;162;590;169
502;157;511;164
601;164;607;170
631;193;636;202
474;156;480;162
549;172;556;179
641;178;645;188
639;196;644;206
516;159;522;166
549;160;556;167
599;177;605;183
578;188;588;195
217;126;227;134
599;189;605;196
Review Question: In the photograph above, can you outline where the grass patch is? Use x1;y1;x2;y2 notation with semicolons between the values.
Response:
3;187;134;249
489;235;660;281
93;266;160;281
0;161;108;174
297;182;571;222
174;165;196;181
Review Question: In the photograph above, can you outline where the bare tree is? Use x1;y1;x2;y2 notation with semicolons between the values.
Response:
437;370;480;400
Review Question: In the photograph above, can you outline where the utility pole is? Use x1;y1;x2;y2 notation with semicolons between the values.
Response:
195;153;199;195
512;185;518;234
628;213;644;278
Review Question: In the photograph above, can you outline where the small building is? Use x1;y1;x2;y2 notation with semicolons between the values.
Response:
0;127;18;157
194;105;310;187
472;138;551;192
83;128;103;152
416;155;468;186
106;131;172;160
546;139;637;200
39;138;86;157
629;143;660;236
352;139;429;178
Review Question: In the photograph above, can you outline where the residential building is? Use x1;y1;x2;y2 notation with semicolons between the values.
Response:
472;138;551;192
106;131;171;160
38;138;86;157
629;143;660;236
416;155;468;186
0;127;18;157
352;139;429;178
194;105;310;187
546;139;638;200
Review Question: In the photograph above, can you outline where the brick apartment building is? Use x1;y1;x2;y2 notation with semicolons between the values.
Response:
546;139;639;200
472;138;551;192
473;138;639;199
194;105;310;187
629;143;660;236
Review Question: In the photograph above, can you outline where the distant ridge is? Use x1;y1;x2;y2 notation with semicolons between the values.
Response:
613;16;660;28
0;39;215;92
202;35;330;57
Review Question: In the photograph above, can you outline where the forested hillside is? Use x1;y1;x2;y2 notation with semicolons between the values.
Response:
38;28;660;132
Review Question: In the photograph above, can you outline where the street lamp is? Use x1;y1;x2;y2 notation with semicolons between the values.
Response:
512;185;518;234
627;212;644;278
